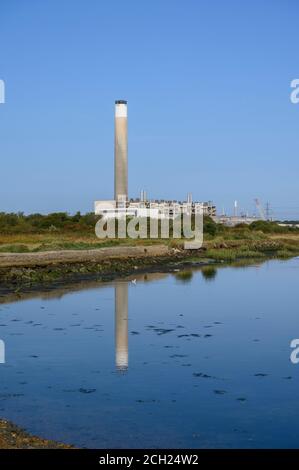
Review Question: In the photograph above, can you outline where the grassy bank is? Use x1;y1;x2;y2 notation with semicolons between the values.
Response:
0;237;298;290
0;212;298;253
204;235;299;261
0;213;299;288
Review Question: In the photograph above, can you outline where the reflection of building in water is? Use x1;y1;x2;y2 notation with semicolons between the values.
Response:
115;283;128;372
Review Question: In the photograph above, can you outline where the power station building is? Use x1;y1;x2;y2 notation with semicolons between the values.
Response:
94;100;216;219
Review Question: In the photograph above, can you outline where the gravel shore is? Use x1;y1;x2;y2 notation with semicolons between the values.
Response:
0;420;72;449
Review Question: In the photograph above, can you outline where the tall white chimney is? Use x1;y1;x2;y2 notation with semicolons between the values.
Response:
114;100;128;204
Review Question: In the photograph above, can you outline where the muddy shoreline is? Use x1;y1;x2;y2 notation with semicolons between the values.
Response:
0;419;72;449
0;241;297;298
0;245;215;299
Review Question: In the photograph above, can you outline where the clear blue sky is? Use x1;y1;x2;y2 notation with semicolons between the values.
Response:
0;0;298;218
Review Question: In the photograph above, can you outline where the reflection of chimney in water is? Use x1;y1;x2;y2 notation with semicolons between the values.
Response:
115;283;128;371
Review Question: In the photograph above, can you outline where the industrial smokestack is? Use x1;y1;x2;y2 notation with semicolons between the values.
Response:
114;100;128;204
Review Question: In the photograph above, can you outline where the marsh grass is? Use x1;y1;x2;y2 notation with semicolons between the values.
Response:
1;217;299;262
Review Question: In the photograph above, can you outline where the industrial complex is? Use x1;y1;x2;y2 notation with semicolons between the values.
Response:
94;100;216;220
94;100;272;226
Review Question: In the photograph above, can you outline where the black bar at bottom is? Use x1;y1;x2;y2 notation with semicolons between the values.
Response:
0;449;299;466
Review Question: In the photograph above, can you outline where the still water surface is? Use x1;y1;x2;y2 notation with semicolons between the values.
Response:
0;259;299;448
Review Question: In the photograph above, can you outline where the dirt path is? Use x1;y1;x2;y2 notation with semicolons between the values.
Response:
0;245;170;268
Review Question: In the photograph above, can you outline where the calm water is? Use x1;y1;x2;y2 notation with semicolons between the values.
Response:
0;259;299;448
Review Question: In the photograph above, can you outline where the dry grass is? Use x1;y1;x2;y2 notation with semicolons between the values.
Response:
1;231;299;256
0;232;170;252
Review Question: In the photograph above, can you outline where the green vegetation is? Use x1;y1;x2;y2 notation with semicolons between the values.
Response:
0;211;97;233
0;212;298;236
0;212;299;262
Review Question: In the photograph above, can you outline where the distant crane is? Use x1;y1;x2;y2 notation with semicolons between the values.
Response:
254;198;266;220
